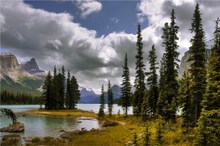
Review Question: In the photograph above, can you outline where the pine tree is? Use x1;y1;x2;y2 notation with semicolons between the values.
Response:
133;24;145;116
52;65;59;109
60;65;65;109
121;53;132;117
188;3;206;126
66;71;71;109
108;80;113;116
157;9;179;122
178;72;193;127
141;91;150;121
70;75;80;109
43;71;52;109
202;18;220;110
146;44;159;115
98;85;105;118
195;18;220;145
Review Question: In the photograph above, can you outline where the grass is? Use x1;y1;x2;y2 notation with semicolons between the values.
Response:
19;110;194;146
22;109;97;118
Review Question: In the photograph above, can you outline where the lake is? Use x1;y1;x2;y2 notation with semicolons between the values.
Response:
0;104;132;138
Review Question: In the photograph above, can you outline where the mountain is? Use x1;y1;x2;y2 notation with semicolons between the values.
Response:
79;87;99;103
0;52;43;95
79;85;121;104
21;58;46;80
178;49;211;77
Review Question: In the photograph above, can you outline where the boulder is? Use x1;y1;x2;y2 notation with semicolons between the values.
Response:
0;122;24;132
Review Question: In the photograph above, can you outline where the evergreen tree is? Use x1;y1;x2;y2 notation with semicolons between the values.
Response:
70;75;80;109
121;53;132;117
188;3;206;126
66;71;71;109
98;85;105;118
178;72;193;127
157;55;166;116
195;18;220;145
141;91;150;121
202;18;220;110
52;65;59;109
60;65;65;109
158;9;179;122
108;80;113;116
146;44;159;115
43;71;52;109
133;24;146;116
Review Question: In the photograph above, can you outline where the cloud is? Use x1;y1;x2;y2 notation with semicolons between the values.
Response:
137;0;220;59
1;0;219;93
75;0;102;18
110;17;119;24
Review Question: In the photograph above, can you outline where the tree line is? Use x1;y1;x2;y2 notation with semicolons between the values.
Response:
43;65;80;109
98;3;219;145
0;90;41;105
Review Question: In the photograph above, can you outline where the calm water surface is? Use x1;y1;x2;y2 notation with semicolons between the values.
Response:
0;104;132;138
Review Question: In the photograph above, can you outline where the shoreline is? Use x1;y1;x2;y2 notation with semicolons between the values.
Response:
17;108;98;118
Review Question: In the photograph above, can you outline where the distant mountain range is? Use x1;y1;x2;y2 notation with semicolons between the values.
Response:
79;85;121;103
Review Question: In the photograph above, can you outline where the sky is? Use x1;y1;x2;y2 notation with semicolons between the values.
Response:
0;0;220;93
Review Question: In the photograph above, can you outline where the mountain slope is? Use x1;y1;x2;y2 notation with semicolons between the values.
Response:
0;53;43;95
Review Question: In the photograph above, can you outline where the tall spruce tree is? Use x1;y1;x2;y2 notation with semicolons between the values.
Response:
194;19;220;145
146;44;159;115
60;65;65;109
66;71;72;109
70;75;80;109
202;18;220;110
178;72;193;127
43;71;52;109
98;85;105;118
121;53;132;117
133;24;146;116
188;3;206;126
108;80;113;116
158;9;179;121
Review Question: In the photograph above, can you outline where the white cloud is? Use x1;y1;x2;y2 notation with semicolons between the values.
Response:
75;0;102;18
1;0;219;93
110;17;119;24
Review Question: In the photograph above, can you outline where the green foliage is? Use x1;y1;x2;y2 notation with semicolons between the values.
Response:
108;80;113;116
121;53;132;117
0;90;41;105
43;66;80;110
133;24;146;116
158;9;179;122
188;3;207;127
98;85;105;118
141;91;150;121
203;18;220;111
194;110;220;145
178;72;194;127
146;44;159;116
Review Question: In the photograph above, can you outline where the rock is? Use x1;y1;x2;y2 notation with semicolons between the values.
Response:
0;122;24;132
1;134;21;146
60;129;87;139
60;129;65;132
